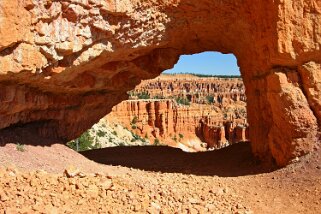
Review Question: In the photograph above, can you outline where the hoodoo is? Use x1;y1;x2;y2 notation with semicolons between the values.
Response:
105;74;248;151
0;0;320;166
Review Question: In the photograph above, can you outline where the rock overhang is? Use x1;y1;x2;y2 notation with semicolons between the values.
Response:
0;0;320;166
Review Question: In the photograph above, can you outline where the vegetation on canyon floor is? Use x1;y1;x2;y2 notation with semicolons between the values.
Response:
67;131;101;152
16;143;25;152
154;138;161;145
67;120;157;152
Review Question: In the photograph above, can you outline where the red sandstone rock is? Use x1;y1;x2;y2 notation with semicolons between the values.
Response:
0;0;320;166
107;75;249;150
107;93;248;151
131;74;246;105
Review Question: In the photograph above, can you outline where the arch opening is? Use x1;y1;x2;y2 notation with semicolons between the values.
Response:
0;0;319;169
68;52;250;155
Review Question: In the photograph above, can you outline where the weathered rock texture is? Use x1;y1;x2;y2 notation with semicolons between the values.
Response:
107;75;248;151
108;99;248;150
0;0;320;166
131;74;246;105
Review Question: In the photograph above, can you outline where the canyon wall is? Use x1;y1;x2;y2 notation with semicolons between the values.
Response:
0;0;320;166
131;74;246;105
107;99;248;151
107;75;248;151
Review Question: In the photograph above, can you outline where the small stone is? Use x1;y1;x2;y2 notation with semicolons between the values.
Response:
78;172;86;178
64;166;79;178
150;201;161;210
49;193;57;197
189;198;199;204
0;192;9;202
236;203;243;209
101;179;113;190
291;157;300;163
87;184;99;197
8;171;16;177
95;172;104;177
134;204;140;211
77;199;85;205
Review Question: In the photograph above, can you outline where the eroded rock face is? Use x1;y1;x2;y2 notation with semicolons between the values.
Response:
0;0;320;166
106;75;248;151
107;99;248;151
131;74;246;104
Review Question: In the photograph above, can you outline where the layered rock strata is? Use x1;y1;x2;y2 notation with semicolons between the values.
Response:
0;0;320;165
107;99;248;151
107;75;248;151
131;74;246;105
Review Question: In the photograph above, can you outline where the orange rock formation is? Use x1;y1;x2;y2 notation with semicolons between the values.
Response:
108;99;248;150
132;74;246;105
0;0;320;166
107;75;248;151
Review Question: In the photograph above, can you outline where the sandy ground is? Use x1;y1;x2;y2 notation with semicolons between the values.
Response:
0;135;320;213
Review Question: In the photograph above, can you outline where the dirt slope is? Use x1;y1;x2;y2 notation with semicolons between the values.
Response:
0;139;320;213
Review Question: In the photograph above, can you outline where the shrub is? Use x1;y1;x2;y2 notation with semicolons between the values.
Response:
97;130;106;137
131;124;137;130
67;131;96;152
131;116;138;124
16;143;25;152
175;97;190;106
206;95;215;104
112;131;117;136
92;143;101;149
223;113;228;120
153;95;165;99
118;142;125;146
172;135;177;142
137;91;150;99
132;133;142;141
154;138;161;146
179;133;184;139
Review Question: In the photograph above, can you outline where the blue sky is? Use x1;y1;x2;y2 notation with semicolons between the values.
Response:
164;52;240;75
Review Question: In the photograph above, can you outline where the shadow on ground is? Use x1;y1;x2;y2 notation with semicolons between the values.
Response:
81;142;277;177
0;124;278;177
0;125;60;147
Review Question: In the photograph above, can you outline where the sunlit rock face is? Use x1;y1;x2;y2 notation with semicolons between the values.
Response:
105;75;248;151
132;74;246;103
0;0;320;166
107;100;248;151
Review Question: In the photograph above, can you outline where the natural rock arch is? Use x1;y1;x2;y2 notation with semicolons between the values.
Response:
0;0;320;166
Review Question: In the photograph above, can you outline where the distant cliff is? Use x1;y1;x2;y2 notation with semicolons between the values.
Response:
106;75;248;151
130;74;246;105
